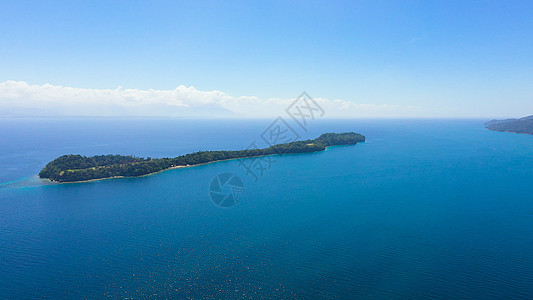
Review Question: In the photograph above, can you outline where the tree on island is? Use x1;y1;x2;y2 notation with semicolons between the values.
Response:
39;132;365;183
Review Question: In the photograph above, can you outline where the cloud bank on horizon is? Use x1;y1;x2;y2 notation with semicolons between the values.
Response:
0;80;438;119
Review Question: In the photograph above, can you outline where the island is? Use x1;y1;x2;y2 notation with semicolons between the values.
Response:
485;115;533;135
39;132;365;183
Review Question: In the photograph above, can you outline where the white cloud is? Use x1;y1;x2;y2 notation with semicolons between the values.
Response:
0;80;429;118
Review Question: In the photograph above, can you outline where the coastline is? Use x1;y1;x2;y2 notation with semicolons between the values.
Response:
486;128;533;135
44;163;203;184
41;144;357;184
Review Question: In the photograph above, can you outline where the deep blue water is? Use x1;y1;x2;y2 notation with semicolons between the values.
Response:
1;118;533;299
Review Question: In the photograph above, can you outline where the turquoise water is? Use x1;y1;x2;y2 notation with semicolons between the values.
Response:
1;119;533;298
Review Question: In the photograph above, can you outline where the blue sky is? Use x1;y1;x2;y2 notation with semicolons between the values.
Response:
1;0;532;118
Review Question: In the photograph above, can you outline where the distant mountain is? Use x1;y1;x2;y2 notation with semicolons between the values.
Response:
485;115;533;134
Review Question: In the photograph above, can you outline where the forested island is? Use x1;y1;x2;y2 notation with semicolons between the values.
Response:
485;115;533;135
39;132;365;183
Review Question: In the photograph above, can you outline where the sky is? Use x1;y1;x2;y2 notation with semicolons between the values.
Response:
1;0;532;118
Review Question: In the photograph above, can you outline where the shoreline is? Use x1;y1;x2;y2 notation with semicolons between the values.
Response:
41;144;356;184
486;128;533;135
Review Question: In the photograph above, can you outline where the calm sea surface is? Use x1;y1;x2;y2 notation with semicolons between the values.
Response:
1;118;532;299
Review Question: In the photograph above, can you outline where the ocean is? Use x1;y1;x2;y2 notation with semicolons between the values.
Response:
1;118;532;298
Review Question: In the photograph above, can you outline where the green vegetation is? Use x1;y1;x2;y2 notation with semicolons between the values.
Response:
485;115;533;134
39;132;365;183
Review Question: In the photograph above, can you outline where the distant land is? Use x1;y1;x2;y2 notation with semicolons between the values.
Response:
39;132;365;183
485;115;533;135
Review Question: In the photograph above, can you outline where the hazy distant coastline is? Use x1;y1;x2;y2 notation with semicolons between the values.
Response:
485;115;533;135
